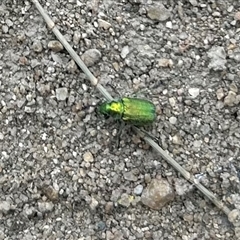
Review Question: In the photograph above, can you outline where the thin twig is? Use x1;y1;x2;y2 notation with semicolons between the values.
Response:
31;0;239;227
31;0;113;101
133;127;231;215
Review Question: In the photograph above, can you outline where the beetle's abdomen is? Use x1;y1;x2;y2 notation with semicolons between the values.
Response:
121;98;156;126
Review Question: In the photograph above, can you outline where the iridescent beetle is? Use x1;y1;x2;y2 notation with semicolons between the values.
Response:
99;97;156;126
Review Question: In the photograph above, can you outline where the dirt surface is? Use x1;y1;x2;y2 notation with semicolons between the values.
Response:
1;0;240;239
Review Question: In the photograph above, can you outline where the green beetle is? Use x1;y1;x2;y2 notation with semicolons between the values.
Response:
99;97;156;126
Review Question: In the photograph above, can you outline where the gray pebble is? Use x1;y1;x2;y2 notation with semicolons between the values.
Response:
90;197;99;210
24;106;34;113
32;41;43;52
67;59;78;73
166;21;172;29
120;46;130;59
0;132;4;140
134;185;143;195
179;32;188;40
38;202;54;213
157;58;173;68
224;91;237;106
232;52;240;63
118;193;132;207
207;46;227;71
123;171;138;181
141;179;175;210
2;25;8;33
229;83;238;93
169;97;176;107
169;116;177;125
56;87;68;101
83;151;94;162
48;40;64;52
201;124;211;135
193;140;202;148
234;12;240;21
105;202;114;213
87;171;96;179
98;19;112;30
6;19;13;27
189;0;198;6
51;52;63;64
0;201;11;214
172;134;182;145
81;49;102;67
73;31;81;45
96;221;106;231
216;88;224;100
42;185;59;201
147;3;171;21
189;88;200;98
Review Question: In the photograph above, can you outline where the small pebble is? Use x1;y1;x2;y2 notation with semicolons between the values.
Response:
120;46;130;59
123;171;137;181
90;197;99;210
189;88;200;98
207;46;227;71
189;0;198;6
193;140;202;148
229;83;238;93
2;25;8;33
172;134;182;145
147;3;170;21
81;49;102;67
118;193;134;207
38;202;54;213
98;19;112;30
234;12;240;21
134;185;143;195
48;40;64;52
41;185;59;201
32;41;43;53
67;59;78;73
166;21;172;29
0;132;4;140
83;151;94;163
73;31;81;45
56;87;68;101
169;116;177;125
224;91;236;106
5;19;13;27
157;58;173;67
141;179;175;209
105;202;114;213
0;201;11;214
216;88;224;100
169;97;176;107
96;221;106;231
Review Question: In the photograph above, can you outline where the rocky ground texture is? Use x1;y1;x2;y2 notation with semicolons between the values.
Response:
0;0;240;239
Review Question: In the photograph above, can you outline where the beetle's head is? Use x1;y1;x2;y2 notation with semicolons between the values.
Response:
99;102;109;115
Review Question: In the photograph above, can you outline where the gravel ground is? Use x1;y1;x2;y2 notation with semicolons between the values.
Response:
1;0;240;239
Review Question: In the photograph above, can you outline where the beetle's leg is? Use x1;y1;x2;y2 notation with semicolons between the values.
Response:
115;121;126;148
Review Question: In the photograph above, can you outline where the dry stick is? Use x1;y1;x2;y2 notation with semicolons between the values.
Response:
31;0;113;102
31;0;239;226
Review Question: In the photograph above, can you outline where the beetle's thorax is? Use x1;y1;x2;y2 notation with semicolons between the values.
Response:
108;101;124;115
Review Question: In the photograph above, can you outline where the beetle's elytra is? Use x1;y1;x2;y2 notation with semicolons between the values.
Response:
99;97;156;126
